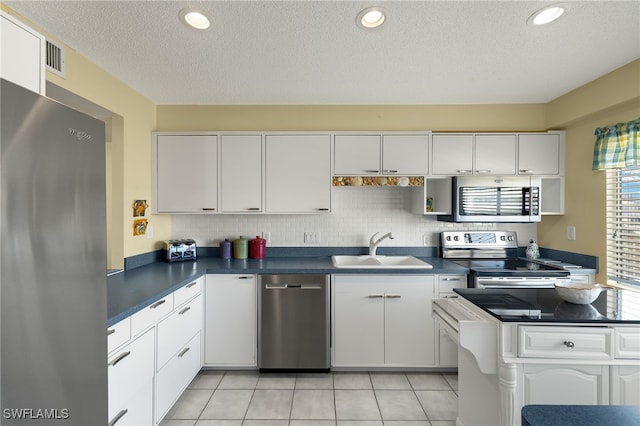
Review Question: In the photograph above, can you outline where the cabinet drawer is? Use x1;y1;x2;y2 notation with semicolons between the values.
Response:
157;294;203;370
437;275;466;294
108;378;153;426
131;294;174;336
107;317;131;354
108;328;154;419
174;278;202;307
156;332;202;423
616;328;640;359
518;326;613;360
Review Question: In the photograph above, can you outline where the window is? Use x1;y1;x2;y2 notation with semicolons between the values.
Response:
606;166;640;318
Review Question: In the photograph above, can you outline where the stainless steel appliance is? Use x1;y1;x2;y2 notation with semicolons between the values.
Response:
441;231;570;288
259;274;330;371
1;79;107;424
438;176;542;223
162;238;197;262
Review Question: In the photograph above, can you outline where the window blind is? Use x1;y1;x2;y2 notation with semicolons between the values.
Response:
606;166;640;319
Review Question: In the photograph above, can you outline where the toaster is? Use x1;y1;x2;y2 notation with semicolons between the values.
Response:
162;239;197;262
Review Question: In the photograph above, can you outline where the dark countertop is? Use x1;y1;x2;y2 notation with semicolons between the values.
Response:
454;287;640;324
522;405;640;426
107;256;465;327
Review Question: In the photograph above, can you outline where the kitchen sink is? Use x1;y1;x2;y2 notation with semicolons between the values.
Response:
331;255;433;269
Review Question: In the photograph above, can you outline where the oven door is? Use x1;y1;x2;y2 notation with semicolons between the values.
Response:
475;276;570;289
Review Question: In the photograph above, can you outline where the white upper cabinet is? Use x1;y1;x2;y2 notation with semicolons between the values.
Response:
334;135;381;175
431;134;474;175
334;133;429;175
220;135;263;213
0;12;45;95
518;133;562;175
153;134;218;213
475;134;517;175
382;134;429;175
265;134;331;213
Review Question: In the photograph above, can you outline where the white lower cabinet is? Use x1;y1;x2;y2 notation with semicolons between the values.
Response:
332;275;435;368
436;275;466;367
107;277;204;426
611;365;640;404
204;274;257;366
522;364;609;405
108;328;154;425
156;332;202;421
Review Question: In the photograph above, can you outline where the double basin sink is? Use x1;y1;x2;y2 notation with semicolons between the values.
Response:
332;255;433;269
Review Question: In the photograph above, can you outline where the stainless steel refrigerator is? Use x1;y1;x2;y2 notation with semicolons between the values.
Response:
1;79;107;425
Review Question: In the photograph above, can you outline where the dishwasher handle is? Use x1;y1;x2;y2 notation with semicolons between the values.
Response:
265;283;322;290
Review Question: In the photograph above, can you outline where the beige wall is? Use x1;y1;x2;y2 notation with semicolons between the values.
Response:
540;59;640;282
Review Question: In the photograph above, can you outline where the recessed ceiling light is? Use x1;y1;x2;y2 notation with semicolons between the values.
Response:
528;4;567;26
356;7;388;30
179;8;210;30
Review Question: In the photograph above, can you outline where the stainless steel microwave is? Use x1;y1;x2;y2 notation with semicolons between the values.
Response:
437;176;542;223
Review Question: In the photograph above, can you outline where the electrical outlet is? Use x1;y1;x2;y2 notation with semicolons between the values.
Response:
146;224;153;239
262;231;271;246
423;234;429;246
567;226;576;241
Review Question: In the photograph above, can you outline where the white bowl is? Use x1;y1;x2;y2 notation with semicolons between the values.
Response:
554;282;605;305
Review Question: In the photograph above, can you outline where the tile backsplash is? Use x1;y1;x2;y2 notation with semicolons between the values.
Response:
171;186;537;248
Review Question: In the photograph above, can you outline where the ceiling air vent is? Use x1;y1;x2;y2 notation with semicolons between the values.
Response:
45;39;66;78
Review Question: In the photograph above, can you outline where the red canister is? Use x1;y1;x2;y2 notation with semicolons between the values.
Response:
249;235;266;259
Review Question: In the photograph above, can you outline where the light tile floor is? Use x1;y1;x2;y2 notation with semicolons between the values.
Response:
160;371;458;426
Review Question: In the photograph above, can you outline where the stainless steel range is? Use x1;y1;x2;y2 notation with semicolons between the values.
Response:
441;231;570;288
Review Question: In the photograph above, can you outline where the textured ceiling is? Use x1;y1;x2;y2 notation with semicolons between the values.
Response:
5;0;640;105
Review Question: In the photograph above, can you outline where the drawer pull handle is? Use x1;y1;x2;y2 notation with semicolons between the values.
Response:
202;207;216;211
179;306;191;315
107;329;115;336
247;207;260;211
520;169;534;174
316;208;330;211
564;340;575;348
151;299;166;309
238;276;253;279
108;409;128;426
367;294;384;298
109;351;131;367
178;347;190;358
364;169;380;173
186;281;197;288
385;294;402;299
383;169;398;173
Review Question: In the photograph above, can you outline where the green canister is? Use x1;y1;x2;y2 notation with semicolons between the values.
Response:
233;236;248;259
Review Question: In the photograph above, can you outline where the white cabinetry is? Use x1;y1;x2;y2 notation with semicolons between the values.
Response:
475;134;517;175
522;364;609;405
332;275;435;367
108;328;154;426
0;12;45;94
436;275;466;367
518;133;562;175
107;277;204;426
431;133;517;176
204;274;257;366
431;134;473;175
265;134;331;213
153;134;218;213
611;365;640;404
220;134;263;212
333;133;429;175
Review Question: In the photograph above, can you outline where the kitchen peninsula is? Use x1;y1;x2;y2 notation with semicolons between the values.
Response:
433;288;640;426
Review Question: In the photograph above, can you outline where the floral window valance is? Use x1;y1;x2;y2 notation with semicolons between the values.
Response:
592;118;640;170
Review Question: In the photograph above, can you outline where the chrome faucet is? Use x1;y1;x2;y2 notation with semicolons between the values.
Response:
369;232;395;256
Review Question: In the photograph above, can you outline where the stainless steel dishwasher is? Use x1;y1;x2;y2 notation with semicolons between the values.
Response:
259;274;330;372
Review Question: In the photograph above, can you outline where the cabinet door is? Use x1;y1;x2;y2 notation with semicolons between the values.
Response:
431;134;473;175
611;366;640;405
155;134;218;213
157;294;203;370
220;135;263;212
0;13;45;94
384;276;435;366
382;134;429;175
334;135;381;175
108;379;153;426
333;276;386;367
265;134;331;213
475;134;517;175
204;275;257;366
523;364;609;405
518;134;561;175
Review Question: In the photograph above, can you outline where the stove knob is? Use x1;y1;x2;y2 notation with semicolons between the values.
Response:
508;236;514;241
500;235;506;241
453;236;459;241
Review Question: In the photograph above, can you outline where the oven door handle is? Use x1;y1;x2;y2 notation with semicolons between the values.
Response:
476;278;557;289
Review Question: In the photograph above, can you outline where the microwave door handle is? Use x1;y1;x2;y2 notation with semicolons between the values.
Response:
522;187;531;215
